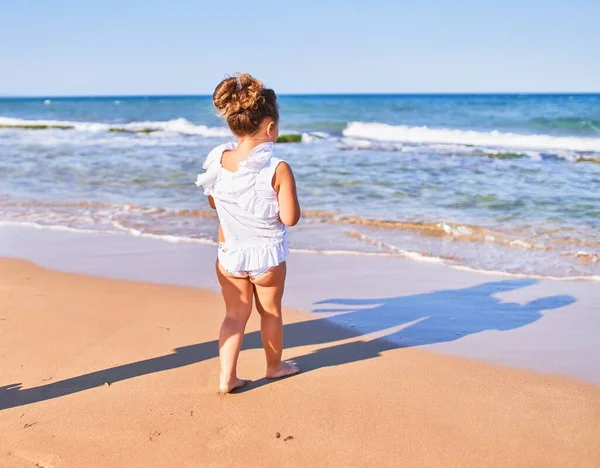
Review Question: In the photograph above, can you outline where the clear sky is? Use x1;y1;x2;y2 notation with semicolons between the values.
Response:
2;0;599;96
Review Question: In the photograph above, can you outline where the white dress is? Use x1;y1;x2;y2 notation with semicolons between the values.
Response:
195;142;288;275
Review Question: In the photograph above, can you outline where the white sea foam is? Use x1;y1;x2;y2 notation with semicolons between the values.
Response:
301;131;330;142
108;218;217;244
119;229;218;245
0;219;217;245
448;263;600;283
343;121;600;153
0;220;112;235
0;116;231;137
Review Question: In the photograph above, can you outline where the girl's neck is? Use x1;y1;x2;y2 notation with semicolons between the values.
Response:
235;137;271;156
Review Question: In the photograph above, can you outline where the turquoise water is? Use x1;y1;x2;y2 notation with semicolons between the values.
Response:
1;94;599;278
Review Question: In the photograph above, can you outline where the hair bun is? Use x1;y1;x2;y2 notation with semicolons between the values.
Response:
213;73;265;118
212;72;279;136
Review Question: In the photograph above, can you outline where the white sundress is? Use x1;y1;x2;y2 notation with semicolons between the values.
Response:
195;141;288;275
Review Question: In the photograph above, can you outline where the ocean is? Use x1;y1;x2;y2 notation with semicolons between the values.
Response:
1;94;599;280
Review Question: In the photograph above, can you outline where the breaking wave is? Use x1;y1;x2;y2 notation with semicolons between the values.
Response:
0;116;231;137
342;121;600;153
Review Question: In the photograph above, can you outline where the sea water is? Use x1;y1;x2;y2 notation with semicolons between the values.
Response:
1;94;599;279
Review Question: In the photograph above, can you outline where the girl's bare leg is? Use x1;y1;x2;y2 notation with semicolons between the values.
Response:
252;262;300;379
216;261;254;393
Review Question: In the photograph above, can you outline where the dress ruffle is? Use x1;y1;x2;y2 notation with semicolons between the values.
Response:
236;142;273;173
237;188;279;218
194;142;235;196
218;238;288;272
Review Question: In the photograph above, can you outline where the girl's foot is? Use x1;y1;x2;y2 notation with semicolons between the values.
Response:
266;361;300;379
219;377;249;394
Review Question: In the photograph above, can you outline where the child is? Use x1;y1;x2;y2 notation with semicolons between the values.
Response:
196;73;301;393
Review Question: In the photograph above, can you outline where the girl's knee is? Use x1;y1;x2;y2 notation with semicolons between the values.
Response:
224;307;252;322
257;306;282;319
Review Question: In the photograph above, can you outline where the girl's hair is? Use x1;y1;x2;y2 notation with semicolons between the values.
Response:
213;73;279;136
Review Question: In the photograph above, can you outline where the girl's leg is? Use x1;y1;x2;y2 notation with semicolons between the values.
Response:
216;261;254;393
252;262;300;379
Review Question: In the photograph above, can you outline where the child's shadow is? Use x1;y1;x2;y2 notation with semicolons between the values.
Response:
0;279;575;406
310;279;573;346
239;279;575;391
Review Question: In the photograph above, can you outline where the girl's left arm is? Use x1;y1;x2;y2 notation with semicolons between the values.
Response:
208;195;216;209
274;162;301;226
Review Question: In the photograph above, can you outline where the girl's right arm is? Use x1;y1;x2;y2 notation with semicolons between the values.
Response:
274;162;301;226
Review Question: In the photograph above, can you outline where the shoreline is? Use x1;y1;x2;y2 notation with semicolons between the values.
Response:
1;219;598;284
1;258;599;467
1;224;599;383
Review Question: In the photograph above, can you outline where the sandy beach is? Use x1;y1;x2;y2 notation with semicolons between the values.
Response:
1;255;600;467
3;4;599;466
2;224;600;382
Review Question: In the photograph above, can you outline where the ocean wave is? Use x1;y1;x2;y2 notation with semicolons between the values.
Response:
344;230;453;263
338;138;600;163
302;210;546;250
343;228;600;282
0;220;117;235
2;199;598;279
0;220;217;245
447;264;600;283
339;138;534;158
301;132;330;143
530;117;600;133
342;121;600;153
0;116;231;137
0;199;587;255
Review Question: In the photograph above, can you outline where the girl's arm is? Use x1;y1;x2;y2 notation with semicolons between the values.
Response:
274;162;301;226
208;195;216;209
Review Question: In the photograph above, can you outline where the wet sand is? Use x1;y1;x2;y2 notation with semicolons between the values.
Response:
1;257;599;467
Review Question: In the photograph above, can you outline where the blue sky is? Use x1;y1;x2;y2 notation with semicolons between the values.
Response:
1;0;599;95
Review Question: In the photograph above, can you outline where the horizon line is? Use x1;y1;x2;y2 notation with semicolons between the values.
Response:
1;91;600;99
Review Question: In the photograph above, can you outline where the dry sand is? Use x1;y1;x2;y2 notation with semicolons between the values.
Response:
1;258;599;467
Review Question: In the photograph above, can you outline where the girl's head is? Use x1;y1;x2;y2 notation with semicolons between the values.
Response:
213;73;279;142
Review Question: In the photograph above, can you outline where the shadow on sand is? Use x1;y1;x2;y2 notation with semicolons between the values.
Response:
0;279;575;408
